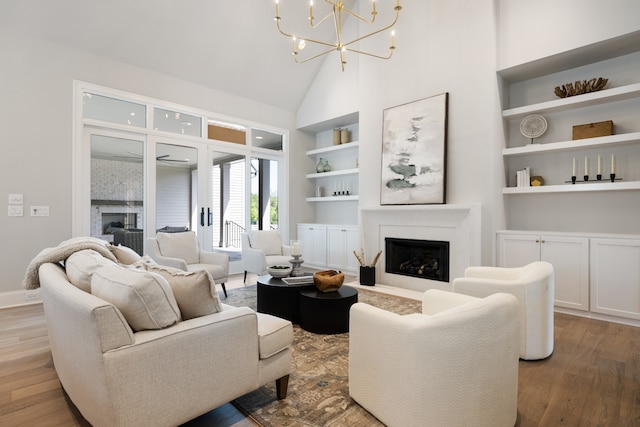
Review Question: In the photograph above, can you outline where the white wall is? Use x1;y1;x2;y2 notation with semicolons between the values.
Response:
496;0;640;71
0;33;301;296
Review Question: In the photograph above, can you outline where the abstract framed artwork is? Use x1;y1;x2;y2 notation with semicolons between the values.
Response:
380;93;449;205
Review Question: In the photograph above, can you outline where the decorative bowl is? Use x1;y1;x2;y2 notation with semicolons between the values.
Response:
313;270;345;292
268;265;292;278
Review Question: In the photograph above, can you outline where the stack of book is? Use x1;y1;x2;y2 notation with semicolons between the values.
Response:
516;167;531;187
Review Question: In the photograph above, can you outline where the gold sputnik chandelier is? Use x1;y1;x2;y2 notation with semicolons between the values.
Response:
274;0;402;71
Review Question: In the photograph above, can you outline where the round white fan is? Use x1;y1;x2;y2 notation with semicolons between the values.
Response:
520;114;548;141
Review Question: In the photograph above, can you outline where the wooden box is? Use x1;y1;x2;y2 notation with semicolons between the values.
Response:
572;120;614;140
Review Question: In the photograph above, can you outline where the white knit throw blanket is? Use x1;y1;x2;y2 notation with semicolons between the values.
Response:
23;237;118;289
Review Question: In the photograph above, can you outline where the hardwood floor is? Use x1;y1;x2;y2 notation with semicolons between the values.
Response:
2;276;639;426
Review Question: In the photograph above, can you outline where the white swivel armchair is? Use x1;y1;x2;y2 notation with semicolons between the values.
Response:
452;260;555;360
146;231;230;297
241;230;292;283
349;289;520;427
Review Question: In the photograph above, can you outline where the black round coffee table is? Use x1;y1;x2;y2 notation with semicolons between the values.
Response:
256;275;316;323
299;286;358;334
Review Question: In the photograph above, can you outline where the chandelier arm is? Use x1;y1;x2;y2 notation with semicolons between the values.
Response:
342;8;400;47
310;12;334;29
341;7;377;25
294;47;336;64
345;46;394;60
277;19;337;49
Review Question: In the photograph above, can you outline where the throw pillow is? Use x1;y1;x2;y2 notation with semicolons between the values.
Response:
145;264;222;319
65;249;119;293
156;231;200;264
91;265;181;331
249;230;283;256
110;244;142;265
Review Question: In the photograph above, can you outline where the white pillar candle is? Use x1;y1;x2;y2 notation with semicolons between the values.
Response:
572;157;576;176
598;155;601;174
611;154;615;173
584;156;588;175
292;241;301;256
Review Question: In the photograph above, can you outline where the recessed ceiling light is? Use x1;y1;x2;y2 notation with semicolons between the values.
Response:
256;136;264;139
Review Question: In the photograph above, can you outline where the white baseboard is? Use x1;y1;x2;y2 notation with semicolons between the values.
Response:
0;289;41;309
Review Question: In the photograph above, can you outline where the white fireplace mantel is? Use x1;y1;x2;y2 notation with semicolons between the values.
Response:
359;204;481;292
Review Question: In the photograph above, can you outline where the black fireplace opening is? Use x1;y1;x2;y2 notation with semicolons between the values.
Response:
385;238;450;282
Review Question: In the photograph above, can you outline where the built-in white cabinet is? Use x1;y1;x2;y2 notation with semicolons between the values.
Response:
498;39;640;195
590;237;640;321
497;231;590;311
327;226;360;273
297;223;327;268
297;223;359;273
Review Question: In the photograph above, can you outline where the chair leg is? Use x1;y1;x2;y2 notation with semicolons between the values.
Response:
243;271;247;284
221;283;227;298
276;375;289;399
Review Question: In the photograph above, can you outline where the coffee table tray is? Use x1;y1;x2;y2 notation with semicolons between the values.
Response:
282;276;314;285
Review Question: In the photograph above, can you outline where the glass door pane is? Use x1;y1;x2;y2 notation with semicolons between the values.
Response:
90;134;145;254
251;157;280;231
155;143;199;234
210;150;246;249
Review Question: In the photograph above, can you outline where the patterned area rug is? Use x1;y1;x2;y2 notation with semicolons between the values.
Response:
226;285;422;427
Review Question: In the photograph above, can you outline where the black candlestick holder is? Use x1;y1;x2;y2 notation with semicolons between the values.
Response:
583;175;589;182
610;173;616;182
597;174;602;181
571;176;576;184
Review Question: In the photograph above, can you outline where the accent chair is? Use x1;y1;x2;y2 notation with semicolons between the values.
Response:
241;230;292;283
452;260;555;360
146;231;229;297
349;289;520;427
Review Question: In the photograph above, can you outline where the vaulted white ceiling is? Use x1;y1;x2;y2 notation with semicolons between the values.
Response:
1;0;331;111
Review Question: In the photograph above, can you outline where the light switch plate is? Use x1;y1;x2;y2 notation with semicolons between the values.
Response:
8;193;23;205
30;206;50;217
8;205;23;216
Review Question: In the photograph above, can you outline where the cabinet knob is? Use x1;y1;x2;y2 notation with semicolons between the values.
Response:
535;239;540;243
541;240;546;244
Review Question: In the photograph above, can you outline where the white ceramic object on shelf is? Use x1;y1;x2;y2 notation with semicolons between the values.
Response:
520;114;548;140
268;265;292;278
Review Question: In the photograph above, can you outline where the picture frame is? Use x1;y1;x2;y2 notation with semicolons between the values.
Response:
380;93;448;205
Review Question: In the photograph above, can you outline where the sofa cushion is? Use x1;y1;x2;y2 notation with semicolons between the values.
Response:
156;231;200;264
145;263;222;319
249;230;283;256
256;313;293;359
110;244;142;265
65;249;119;293
91;265;181;331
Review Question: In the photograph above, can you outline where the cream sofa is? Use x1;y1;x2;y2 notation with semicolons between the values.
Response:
38;250;292;427
349;289;520;427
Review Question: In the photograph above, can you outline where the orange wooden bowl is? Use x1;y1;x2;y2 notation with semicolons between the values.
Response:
313;270;345;292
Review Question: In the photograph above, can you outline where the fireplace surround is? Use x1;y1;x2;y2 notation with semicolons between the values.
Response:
360;204;481;291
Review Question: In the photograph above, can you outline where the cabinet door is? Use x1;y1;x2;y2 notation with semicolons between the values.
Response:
297;224;327;267
590;238;640;320
540;236;589;311
497;234;540;267
327;227;346;271
327;226;359;273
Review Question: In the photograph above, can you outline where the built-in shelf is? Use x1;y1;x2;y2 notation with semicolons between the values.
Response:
503;132;640;157
502;82;640;119
306;195;359;202
503;180;640;194
306;141;359;156
306;168;358;179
